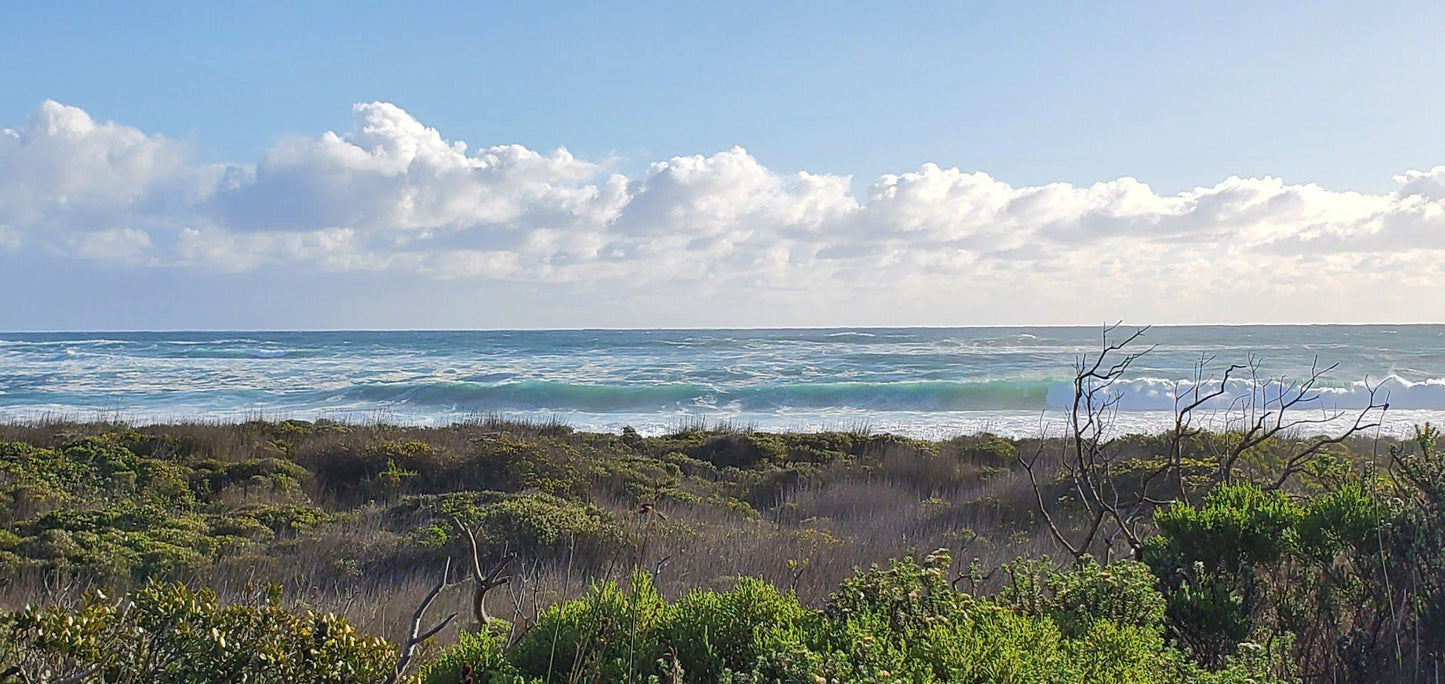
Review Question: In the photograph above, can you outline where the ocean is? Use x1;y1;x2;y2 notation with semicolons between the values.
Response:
2;326;1443;439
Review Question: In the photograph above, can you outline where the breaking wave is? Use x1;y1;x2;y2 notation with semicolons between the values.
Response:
340;375;1445;413
1050;375;1445;411
341;379;1057;412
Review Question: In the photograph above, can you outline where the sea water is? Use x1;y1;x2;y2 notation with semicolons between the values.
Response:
2;326;1443;438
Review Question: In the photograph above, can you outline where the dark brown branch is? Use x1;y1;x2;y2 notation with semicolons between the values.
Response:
54;664;102;684
1265;380;1389;490
1018;442;1081;560
1022;323;1393;573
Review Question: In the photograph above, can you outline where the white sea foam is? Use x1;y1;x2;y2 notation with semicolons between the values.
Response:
1;326;1443;436
1045;375;1445;411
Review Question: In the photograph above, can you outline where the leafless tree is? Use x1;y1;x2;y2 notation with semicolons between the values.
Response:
383;519;516;682
1020;323;1389;563
502;556;546;648
1019;323;1153;561
449;515;514;629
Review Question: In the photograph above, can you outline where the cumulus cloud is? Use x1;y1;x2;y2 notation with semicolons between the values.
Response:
0;101;185;225
2;99;1445;322
210;102;624;237
0;103;161;259
69;227;153;265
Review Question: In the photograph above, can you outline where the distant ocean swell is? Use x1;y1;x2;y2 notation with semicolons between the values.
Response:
336;375;1445;413
0;339;309;361
4;327;1444;437
341;379;1057;412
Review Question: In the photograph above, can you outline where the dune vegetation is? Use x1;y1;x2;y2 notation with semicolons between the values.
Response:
2;339;1442;682
0;415;1440;682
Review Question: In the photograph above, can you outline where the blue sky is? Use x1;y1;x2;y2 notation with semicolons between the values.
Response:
10;1;1445;192
3;2;1445;329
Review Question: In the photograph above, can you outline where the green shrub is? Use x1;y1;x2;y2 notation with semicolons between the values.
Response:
1000;557;1166;639
0;436;194;515
1154;484;1303;571
232;503;336;536
1146;486;1292;665
510;571;665;682
1056;619;1180;683
468;435;587;496
16;504;213;579
195;457;311;497
660;577;811;683
1296;482;1386;561
1;582;396;682
802;550;1214;683
814;549;974;680
1163;567;1252;664
823;549;964;641
404;491;628;560
941;433;1018;467
420;629;522;684
686;433;788;469
907;607;1066;683
1045;558;1166;638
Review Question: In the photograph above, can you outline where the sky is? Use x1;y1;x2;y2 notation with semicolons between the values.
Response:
3;1;1445;330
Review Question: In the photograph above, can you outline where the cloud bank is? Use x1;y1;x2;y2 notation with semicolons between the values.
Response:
3;100;1444;324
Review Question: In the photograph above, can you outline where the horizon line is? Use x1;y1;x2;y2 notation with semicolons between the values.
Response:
3;321;1444;335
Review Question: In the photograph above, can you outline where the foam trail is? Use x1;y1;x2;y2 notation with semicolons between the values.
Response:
341;379;1056;412
1050;375;1445;411
2;326;1444;436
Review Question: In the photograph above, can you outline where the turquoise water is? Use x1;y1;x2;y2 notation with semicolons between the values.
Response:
2;326;1442;438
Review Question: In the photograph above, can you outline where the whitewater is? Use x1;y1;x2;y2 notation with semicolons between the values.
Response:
2;326;1443;439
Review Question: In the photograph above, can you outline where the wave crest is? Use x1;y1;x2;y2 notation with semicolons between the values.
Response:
341;375;1445;413
341;379;1056;412
1047;375;1445;411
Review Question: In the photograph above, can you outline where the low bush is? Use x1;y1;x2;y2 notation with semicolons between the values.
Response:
420;629;520;684
0;582;396;682
509;571;666;681
660;577;810;683
1;421;1440;682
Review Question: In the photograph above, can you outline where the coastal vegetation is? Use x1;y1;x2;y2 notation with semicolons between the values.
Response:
1;332;1439;682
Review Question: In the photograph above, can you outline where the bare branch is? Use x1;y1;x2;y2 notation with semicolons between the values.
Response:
1018;442;1081;560
448;514;485;583
1019;323;1384;568
386;559;457;684
449;515;513;627
53;664;102;684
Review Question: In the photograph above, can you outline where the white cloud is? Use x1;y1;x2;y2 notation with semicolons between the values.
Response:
177;226;368;273
69;227;153;265
209;102;622;236
0;101;194;249
3;100;1445;323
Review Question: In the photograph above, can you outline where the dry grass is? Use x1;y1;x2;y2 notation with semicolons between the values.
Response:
0;418;1207;647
